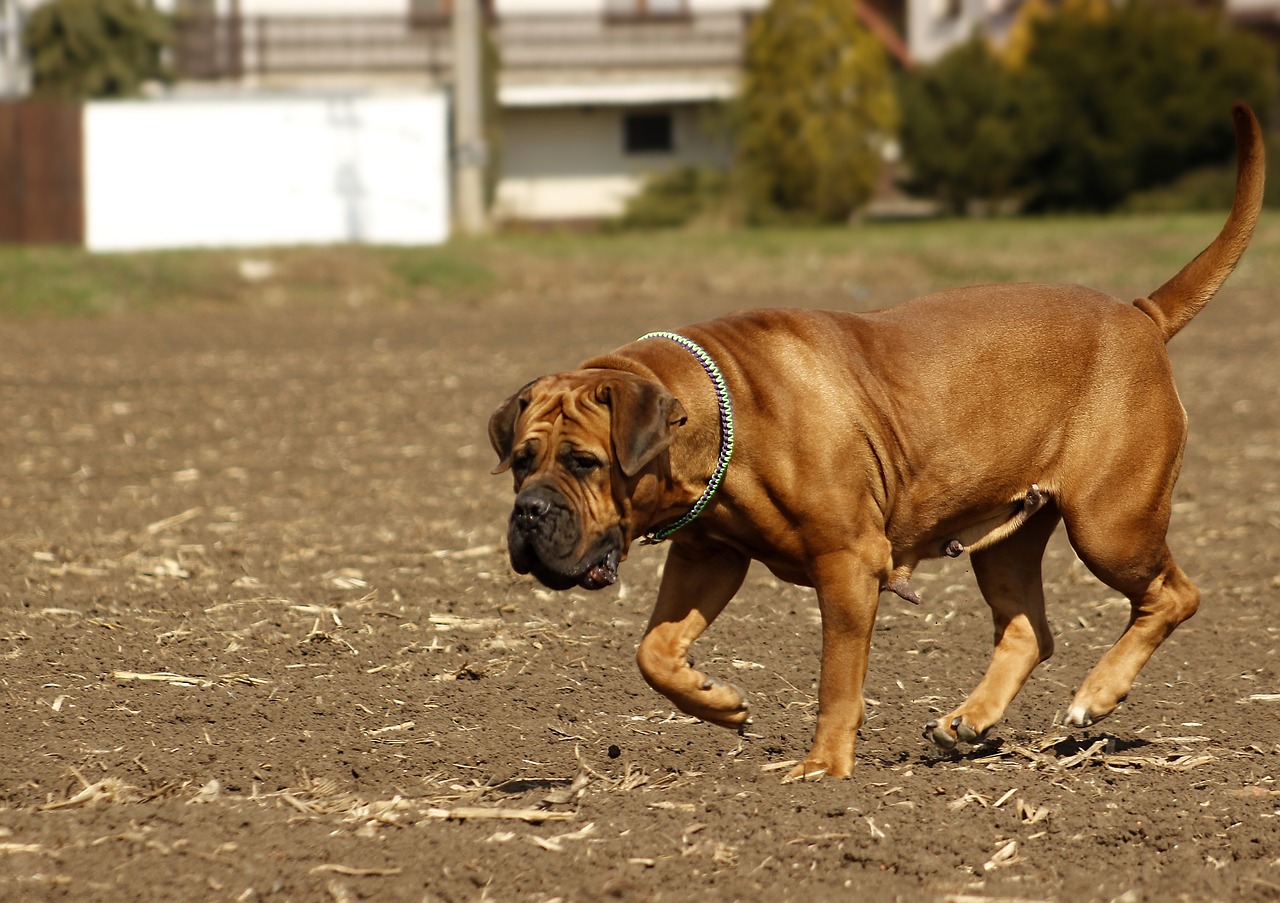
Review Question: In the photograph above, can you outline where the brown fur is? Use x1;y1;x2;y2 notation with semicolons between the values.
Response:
489;105;1265;780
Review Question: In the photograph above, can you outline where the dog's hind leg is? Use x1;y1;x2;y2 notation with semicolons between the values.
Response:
1060;515;1199;728
636;540;752;730
926;503;1060;749
1057;413;1199;727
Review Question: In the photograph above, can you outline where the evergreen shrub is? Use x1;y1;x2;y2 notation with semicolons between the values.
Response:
24;0;170;100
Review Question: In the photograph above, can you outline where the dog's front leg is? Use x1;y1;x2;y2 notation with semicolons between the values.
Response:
636;541;752;729
786;549;882;782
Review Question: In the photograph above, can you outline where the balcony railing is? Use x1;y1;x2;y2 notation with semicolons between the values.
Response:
171;12;749;82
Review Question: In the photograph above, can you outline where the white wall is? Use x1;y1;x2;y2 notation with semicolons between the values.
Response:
907;0;1008;64
907;0;961;65
212;0;767;16
686;0;766;11
495;102;730;220
496;0;765;13
0;0;26;96
207;0;406;14
84;92;449;252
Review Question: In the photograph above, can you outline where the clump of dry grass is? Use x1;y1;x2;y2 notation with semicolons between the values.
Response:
111;670;269;689
40;770;140;811
958;732;1226;774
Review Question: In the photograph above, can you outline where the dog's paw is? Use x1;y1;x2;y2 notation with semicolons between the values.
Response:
923;719;956;750
1063;703;1110;728
953;717;988;744
696;677;751;730
924;716;988;750
781;755;853;783
781;761;830;783
1064;688;1125;728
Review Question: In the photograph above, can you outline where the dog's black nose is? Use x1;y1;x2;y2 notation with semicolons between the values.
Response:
513;493;552;530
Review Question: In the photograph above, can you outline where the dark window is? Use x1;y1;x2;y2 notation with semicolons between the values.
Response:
623;112;674;154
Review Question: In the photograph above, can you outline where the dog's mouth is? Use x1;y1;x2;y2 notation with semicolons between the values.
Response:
520;543;621;591
579;546;621;590
509;520;624;592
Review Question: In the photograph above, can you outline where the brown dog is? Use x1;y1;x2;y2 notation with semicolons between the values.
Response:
489;104;1265;781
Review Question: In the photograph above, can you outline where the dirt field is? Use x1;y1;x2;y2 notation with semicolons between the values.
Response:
1;222;1278;902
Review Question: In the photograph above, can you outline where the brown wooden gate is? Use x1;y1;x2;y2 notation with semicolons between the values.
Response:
0;102;84;245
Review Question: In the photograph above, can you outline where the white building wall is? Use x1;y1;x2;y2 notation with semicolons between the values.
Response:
907;0;1025;64
1;0;32;95
1225;0;1280;10
84;92;449;251
495;0;765;12
497;0;605;12
908;0;982;64
207;0;406;14
685;0;766;11
202;0;767;16
495;102;730;220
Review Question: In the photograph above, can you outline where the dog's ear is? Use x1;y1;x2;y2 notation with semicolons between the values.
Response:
601;376;687;477
488;381;535;474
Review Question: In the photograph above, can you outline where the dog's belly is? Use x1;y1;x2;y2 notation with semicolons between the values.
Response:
757;556;815;588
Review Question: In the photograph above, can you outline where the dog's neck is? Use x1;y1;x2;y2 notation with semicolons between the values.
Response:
635;333;734;544
585;350;728;543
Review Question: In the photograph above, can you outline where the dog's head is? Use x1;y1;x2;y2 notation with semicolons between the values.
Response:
488;370;686;591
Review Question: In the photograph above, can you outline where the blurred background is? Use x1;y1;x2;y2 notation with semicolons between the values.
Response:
1;0;1276;255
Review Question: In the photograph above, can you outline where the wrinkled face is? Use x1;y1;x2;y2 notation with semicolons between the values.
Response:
488;370;685;591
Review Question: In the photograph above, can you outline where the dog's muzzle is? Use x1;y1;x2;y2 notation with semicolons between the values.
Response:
507;487;622;591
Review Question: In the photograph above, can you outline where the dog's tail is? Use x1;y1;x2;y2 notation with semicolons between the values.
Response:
1136;103;1266;343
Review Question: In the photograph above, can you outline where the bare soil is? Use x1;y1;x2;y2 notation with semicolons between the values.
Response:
1;243;1278;903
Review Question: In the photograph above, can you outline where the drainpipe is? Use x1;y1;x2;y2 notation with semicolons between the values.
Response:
452;0;489;236
2;0;27;97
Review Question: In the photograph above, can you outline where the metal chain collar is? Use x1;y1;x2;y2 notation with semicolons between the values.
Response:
636;331;735;543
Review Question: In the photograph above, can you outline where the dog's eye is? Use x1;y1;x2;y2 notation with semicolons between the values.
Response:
512;448;536;479
568;453;603;476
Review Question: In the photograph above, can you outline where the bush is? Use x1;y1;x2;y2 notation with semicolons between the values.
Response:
898;37;1048;214
1126;130;1280;212
620;166;730;229
24;0;170;100
897;1;1275;213
735;0;899;223
1021;1;1275;211
1124;164;1243;214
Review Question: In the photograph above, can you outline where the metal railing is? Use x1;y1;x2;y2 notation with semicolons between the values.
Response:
172;15;450;79
171;11;749;82
170;12;746;81
499;12;745;71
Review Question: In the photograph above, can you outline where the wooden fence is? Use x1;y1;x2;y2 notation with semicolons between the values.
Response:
0;102;83;245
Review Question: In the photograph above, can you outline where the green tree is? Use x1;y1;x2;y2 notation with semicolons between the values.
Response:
1022;2;1274;211
24;0;170;101
735;0;899;223
897;2;1274;213
898;37;1048;214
